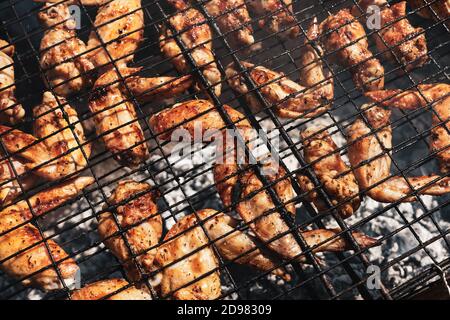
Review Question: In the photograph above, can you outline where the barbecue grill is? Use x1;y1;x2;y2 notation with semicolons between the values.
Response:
0;0;449;300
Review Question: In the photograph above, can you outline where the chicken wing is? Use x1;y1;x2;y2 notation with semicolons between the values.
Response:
168;0;256;50
352;1;428;71
409;0;450;28
87;0;144;70
160;8;222;97
71;278;151;300
34;91;91;177
297;127;360;219
0;39;25;124
226;60;332;119
154;214;221;300
366;84;450;173
197;209;290;280
0;176;93;290
38;2;94;96
0;93;89;181
34;0;110;5
0;158;35;207
98;180;162;281
347;105;450;202
318;9;385;91
247;0;300;38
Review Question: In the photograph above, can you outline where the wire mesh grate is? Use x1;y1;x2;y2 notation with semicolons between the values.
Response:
0;0;449;300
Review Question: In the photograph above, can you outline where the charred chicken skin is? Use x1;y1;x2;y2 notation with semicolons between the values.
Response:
352;1;428;71
98;180;162;281
159;8;222;97
0;39;25;124
71;278;151;300
0;176;94;290
317;9;385;91
150;99;378;262
297;127;361;219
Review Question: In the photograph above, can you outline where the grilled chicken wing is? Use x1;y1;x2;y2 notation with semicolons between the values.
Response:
297;127;360;219
226;60;332;119
352;1;428;71
0;159;35;207
0;176;93;290
38;2;94;96
0;40;25;124
409;0;450;28
154;213;221;300
98;180;162;281
347;105;450;202
168;0;256;50
318;9;385;91
87;0;144;70
71;278;151;300
149;99;377;262
34;0;111;5
89;67;148;167
160;8;222;97
34;91;91;177
247;0;300;38
366;83;450;173
197;209;290;280
0;93;90;181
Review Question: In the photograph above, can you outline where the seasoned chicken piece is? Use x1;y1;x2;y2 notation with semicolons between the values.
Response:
98;180;162;281
347;105;450;202
409;0;450;28
34;0;111;5
89;67;148;167
71;278;151;300
38;2;94;96
0;39;25;124
318;9;385;91
149;101;377;262
197;209;290;280
168;0;257;50
87;0;144;70
154;214;221;300
226;61;332;119
160;8;222;97
297;127;360;219
247;0;300;38
366;84;450;173
0;93;89;181
352;1;428;71
0;158;35;207
0;176;94;290
34;91;91;177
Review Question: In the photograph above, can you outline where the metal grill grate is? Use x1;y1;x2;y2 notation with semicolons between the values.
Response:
0;0;449;300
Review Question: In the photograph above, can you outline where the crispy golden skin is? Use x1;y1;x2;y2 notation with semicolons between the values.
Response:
87;0;144;70
169;0;256;50
348;105;450;202
98;180;162;281
149;100;378;262
0;176;94;290
159;8;222;97
409;0;450;28
71;278;151;300
38;2;94;96
154;214;221;300
0;39;25;124
247;0;300;38
0;93;89;181
0;158;35;207
297;127;360;219
318;9;385;91
353;1;428;71
366;84;450;173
